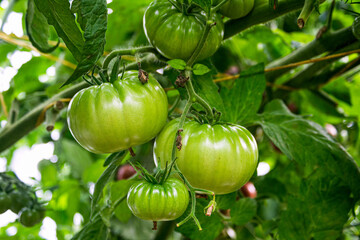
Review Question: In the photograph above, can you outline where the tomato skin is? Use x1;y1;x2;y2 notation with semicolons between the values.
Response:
19;208;42;227
0;192;11;214
240;182;257;198
144;0;224;61
154;119;258;195
117;164;137;180
214;0;254;19
67;71;168;154
127;178;189;221
9;191;31;214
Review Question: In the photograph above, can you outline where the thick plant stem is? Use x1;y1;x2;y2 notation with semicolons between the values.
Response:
187;23;213;66
266;26;357;82
297;0;318;29
102;46;157;70
184;70;214;119
224;0;306;39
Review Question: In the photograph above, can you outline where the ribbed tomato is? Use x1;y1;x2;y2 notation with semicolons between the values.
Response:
127;178;189;221
67;71;168;154
143;0;224;61
154;119;258;194
214;0;254;19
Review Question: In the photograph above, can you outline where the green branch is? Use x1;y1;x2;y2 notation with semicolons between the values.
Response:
266;26;357;82
224;0;306;39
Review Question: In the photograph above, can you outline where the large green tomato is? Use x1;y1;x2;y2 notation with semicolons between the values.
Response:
154;119;258;195
144;0;224;61
127;178;189;221
213;0;254;19
67;71;168;154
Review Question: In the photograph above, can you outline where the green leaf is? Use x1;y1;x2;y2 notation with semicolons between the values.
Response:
82;160;107;183
38;159;58;187
278;169;352;240
221;63;266;124
192;61;225;114
62;0;108;86
193;64;211;75
71;215;109;240
192;0;212;13
61;139;93;179
176;199;224;240
230;198;257;225
103;151;125;167
168;59;187;70
34;0;84;61
12;57;53;95
48;179;81;219
256;100;360;199
91;151;126;215
110;180;137;223
216;192;237;209
26;0;59;53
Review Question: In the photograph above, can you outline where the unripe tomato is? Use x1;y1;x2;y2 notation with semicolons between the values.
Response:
144;0;224;61
0;192;11;214
9;191;31;214
19;208;43;227
240;182;257;198
127;178;189;221
117;164;137;180
213;0;254;19
154;119;258;195
67;71;168;154
352;17;360;40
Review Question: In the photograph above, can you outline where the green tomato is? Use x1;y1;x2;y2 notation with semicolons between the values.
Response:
213;0;254;19
352;17;360;40
154;119;258;195
9;191;31;214
144;0;224;61
0;192;11;214
19;208;42;227
67;71;168;154
127;178;189;221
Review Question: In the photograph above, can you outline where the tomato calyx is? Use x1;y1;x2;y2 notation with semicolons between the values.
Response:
205;199;217;217
129;157;176;186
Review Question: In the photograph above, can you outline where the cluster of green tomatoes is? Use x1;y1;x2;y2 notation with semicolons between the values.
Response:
67;0;257;228
0;175;46;227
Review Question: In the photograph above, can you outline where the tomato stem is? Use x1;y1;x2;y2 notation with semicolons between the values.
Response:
184;71;214;120
168;95;180;116
297;0;318;29
102;46;157;74
186;23;213;67
168;0;182;12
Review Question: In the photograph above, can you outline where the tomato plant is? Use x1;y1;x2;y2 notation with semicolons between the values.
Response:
8;191;31;214
213;0;255;19
154;119;258;195
67;71;168;154
1;0;360;239
117;164;137;180
0;192;11;214
143;0;224;60
19;208;43;227
240;182;257;198
127;178;189;221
